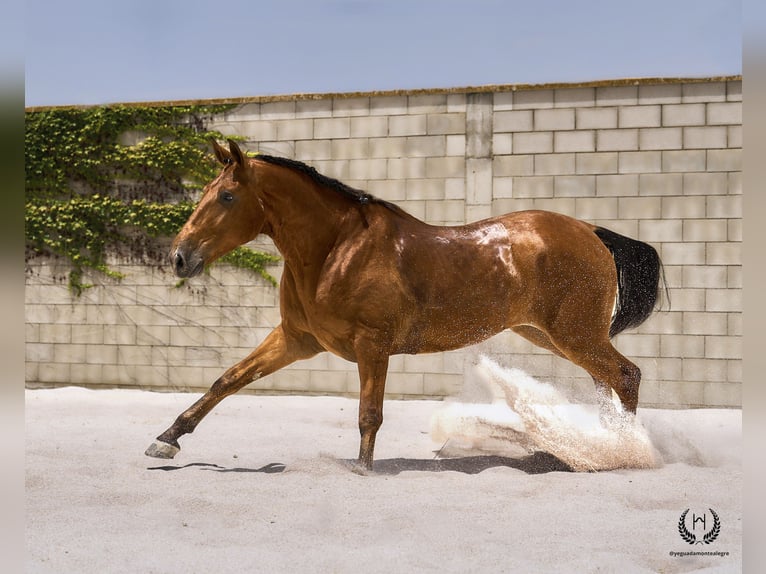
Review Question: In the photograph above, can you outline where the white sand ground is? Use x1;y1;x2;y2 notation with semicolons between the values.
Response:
26;380;741;573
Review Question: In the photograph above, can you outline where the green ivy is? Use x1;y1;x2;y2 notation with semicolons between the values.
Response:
25;104;279;293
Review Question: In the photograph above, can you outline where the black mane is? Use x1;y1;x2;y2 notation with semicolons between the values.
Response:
256;154;375;204
254;154;410;216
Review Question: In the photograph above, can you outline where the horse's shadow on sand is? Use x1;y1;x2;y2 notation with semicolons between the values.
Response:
147;452;571;476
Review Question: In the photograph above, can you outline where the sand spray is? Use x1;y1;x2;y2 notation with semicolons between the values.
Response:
431;355;658;471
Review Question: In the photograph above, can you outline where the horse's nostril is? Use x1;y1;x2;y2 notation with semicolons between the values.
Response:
173;251;185;272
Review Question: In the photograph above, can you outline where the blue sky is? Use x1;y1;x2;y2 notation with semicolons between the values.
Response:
24;0;741;107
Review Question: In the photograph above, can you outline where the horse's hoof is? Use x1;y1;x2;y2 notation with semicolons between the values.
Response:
145;440;180;459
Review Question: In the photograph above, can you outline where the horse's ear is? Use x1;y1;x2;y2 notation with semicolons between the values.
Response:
227;139;248;167
211;139;232;166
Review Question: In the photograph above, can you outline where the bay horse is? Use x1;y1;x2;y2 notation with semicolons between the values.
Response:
145;139;664;470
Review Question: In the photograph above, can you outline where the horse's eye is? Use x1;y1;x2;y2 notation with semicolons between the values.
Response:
219;190;234;204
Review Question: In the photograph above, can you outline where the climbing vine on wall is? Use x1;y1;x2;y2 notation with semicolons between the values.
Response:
25;104;278;293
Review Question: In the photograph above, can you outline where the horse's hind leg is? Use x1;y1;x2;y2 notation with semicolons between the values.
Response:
145;325;319;459
559;338;641;414
513;325;640;414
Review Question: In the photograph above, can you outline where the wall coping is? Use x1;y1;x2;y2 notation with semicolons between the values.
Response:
25;75;742;112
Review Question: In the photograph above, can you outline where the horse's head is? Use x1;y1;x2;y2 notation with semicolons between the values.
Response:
170;139;267;278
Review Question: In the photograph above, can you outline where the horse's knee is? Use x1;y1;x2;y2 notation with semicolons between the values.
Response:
358;409;383;435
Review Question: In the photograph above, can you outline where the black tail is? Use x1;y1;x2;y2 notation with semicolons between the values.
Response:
593;227;667;338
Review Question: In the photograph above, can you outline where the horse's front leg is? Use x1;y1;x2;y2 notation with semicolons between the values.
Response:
356;350;390;471
145;325;318;459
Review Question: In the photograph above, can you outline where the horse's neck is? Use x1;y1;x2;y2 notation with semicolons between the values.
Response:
261;183;355;268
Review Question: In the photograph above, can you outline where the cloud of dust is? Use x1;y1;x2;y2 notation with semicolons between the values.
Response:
430;356;658;472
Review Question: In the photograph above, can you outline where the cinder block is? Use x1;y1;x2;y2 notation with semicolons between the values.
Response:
71;324;104;345
389;114;427;136
492;133;513;155
406;178;447;201
618;196;662;219
513;176;554;198
387;157;426;179
493;91;514;111
662;104;705;126
465;158;492;204
707;149;741;172
706;288;741;314
493;176;514;198
533;197;576;217
596;174;638;197
639;173;683;196
276;119;313;141
554;87;595;107
513;132;553;154
446;134;466;156
296;99;333;118
683;126;727;149
369;136;407;158
662;196;706;218
727;80;742;101
682;172;727;196
369;95;408;116
386;372;424;395
427;113;465;135
576;107;618;129
661;150;706;172
703;382;741;408
706;243;741;266
614;333;660;357
332;97;370;117
331;138;369;160
639;128;682;150
683;219;728;242
426;199;466;224
534;108;575;131
349;158;387;180
313;117;350;139
682;82;726;103
553;175;595;197
408;94;447;113
350;116;388;138
661;242;706;265
574;197;618;219
576;152;618;174
619;105;661;128
728;126;742;148
493;154;533;177
296;139;332;161
683;358;728;381
492;110;534;133
705;335;741;359
638;219;682;242
513;89;554;109
728;219;742;242
660;334;705;358
424;373;463;396
596;129;638;151
425;156;465;178
534;153;575;176
707;196;742;218
85;344;118;365
639;83;682;104
260;101;296;120
596;85;637;106
406;135;446;157
619;151;661;174
554;131;595;153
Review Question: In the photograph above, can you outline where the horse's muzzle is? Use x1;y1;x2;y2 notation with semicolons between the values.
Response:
170;246;204;278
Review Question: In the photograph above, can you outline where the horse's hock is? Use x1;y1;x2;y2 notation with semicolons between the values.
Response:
25;76;742;409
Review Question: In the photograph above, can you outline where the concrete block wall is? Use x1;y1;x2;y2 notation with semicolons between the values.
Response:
25;77;742;408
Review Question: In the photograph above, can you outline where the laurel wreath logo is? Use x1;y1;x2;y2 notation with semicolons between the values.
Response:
678;508;721;545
